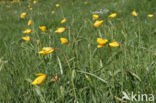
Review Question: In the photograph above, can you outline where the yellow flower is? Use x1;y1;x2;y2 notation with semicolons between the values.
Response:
28;20;32;26
55;27;66;33
109;13;117;18
29;7;33;11
33;0;37;4
6;5;10;8
39;26;46;32
93;14;99;20
131;11;138;16
84;1;88;5
20;12;27;19
93;20;104;28
97;38;108;48
22;36;30;41
147;14;154;18
61;18;66;24
51;10;55;14
38;47;55;55
23;29;32;34
31;73;47;85
60;38;69;44
56;4;60;7
109;41;120;47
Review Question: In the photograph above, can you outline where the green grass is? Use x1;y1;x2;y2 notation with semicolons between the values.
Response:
0;0;156;102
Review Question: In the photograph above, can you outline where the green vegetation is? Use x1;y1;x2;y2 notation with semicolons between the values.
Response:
0;0;156;102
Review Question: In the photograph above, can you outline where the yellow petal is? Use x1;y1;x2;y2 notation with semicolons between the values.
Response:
31;75;47;85
147;14;154;18
28;20;32;26
109;41;120;47
20;12;27;19
61;18;66;24
22;36;30;41
84;1;88;5
97;38;108;45
35;73;46;76
55;27;66;33
39;26;46;32
93;20;104;28
60;38;69;44
93;14;99;20
33;0;37;4
38;47;55;55
109;13;117;18
56;4;60;7
51;10;55;14
23;29;32;34
97;44;104;48
131;11;138;16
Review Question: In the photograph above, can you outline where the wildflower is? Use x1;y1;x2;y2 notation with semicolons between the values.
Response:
28;20;32;26
109;13;117;18
33;0;37;4
29;7;33;11
61;18;66;24
20;12;27;19
6;5;10;8
38;47;55;55
93;14;99;20
97;38;108;48
109;41;120;47
56;4;60;7
93;20;104;28
31;73;47;85
131;11;138;16
55;27;66;33
60;38;69;44
39;26;46;32
22;36;30;41
23;29;32;34
147;14;154;18
84;1;88;5
51;10;55;14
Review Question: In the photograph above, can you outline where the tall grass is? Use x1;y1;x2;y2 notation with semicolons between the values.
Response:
0;0;156;102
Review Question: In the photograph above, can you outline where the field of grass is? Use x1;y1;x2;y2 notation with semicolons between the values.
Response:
0;0;156;102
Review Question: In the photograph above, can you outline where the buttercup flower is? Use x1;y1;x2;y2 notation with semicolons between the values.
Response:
60;38;69;44
61;18;66;24
109;13;117;18
39;26;46;32
51;10;55;14
93;20;104;28
55;27;66;33
28;20;32;26
29;7;33;11
23;29;32;34
109;41;120;47
147;14;154;18
84;1;88;5
38;47;55;55
20;12;27;18
93;14;99;20
33;0;37;4
31;73;47;85
56;4;60;7
132;11;138;16
97;38;108;48
22;36;30;41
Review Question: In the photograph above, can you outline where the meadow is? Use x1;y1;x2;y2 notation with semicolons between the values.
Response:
0;0;156;102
